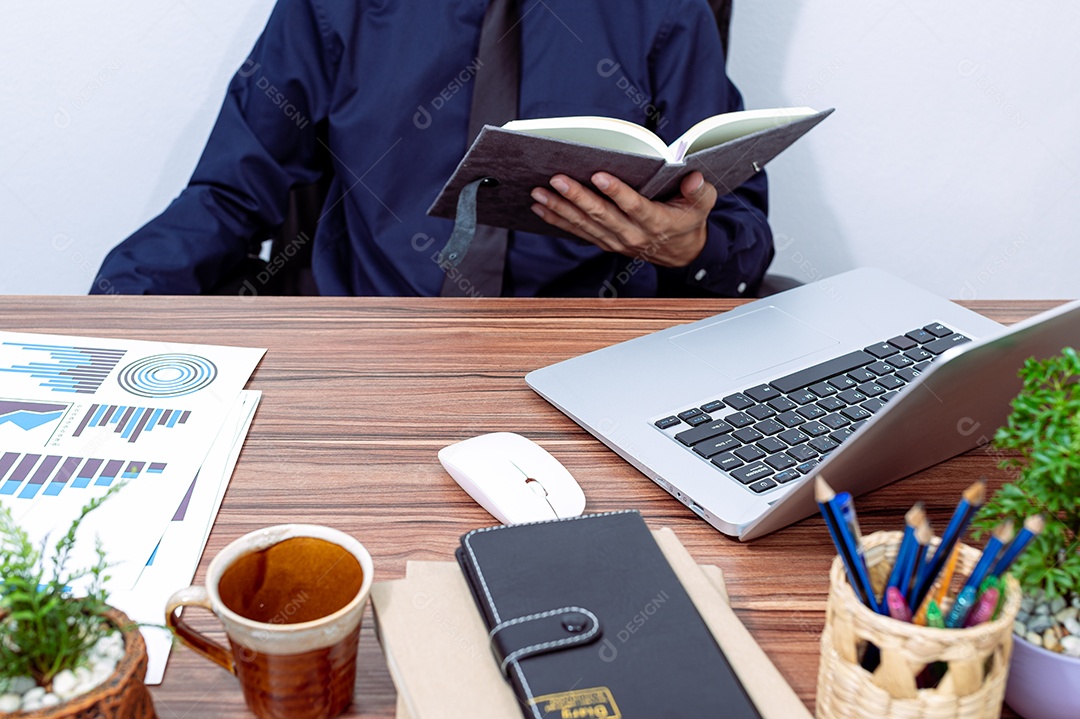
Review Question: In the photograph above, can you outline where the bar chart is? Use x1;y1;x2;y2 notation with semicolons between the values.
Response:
72;403;191;444
0;451;166;500
0;343;126;394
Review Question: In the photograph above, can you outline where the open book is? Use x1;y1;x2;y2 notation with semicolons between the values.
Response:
428;107;832;239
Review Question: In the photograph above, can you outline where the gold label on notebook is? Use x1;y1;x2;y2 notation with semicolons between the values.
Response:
529;687;621;719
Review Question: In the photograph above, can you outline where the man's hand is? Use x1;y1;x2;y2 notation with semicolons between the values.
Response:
529;171;717;268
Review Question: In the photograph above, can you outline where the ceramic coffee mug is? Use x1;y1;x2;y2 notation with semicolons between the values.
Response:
166;524;373;719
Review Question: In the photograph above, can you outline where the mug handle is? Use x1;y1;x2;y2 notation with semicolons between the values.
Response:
166;586;236;674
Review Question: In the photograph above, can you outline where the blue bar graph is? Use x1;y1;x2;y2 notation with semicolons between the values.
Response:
0;343;126;394
0;453;166;498
72;404;189;443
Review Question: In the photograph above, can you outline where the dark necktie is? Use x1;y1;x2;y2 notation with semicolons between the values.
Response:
440;0;519;297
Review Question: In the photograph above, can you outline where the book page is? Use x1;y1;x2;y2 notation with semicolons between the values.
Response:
503;116;671;160
676;107;819;160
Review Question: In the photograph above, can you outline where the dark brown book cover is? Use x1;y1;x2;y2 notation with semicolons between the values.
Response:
428;109;833;240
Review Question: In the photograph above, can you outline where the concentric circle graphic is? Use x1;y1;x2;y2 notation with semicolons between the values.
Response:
118;354;218;398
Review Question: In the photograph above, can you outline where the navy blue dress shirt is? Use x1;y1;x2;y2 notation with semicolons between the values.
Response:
92;0;772;297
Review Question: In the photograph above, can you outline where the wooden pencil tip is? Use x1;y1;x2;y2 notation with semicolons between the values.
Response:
964;478;988;506
905;502;926;528
814;475;835;503
915;520;933;545
1026;514;1045;534
993;519;1015;543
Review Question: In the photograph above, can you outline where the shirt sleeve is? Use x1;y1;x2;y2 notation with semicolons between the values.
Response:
91;0;339;294
647;0;774;298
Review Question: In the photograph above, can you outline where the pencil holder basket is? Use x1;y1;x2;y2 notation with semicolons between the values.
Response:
816;530;1021;719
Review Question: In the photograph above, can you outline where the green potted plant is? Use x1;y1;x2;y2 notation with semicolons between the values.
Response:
0;487;155;718
972;347;1080;719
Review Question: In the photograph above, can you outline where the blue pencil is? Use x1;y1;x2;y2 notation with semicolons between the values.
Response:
961;520;1014;596
991;515;1044;578
905;518;933;607
910;479;987;611
817;477;883;614
887;503;922;593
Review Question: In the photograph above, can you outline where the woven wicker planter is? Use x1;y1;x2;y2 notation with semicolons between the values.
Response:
817;531;1021;719
9;607;156;719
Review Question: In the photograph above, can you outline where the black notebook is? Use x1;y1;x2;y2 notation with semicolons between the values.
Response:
428;108;832;241
456;510;762;719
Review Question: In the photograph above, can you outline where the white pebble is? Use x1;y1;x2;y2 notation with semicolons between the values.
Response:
51;669;78;699
1014;620;1027;636
1062;635;1080;658
1035;603;1051;615
1026;631;1044;647
22;687;46;703
1071;595;1080;609
1065;618;1080;636
1055;606;1079;624
1051;596;1068;614
40;693;60;707
0;695;21;712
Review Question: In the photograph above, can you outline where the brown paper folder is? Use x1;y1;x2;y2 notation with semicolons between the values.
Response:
372;528;809;719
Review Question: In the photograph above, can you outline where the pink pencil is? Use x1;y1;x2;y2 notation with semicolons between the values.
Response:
963;587;1000;627
886;586;913;622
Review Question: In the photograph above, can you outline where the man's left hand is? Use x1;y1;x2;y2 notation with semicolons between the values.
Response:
529;171;717;268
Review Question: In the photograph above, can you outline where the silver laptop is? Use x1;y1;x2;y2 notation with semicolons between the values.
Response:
526;267;1080;540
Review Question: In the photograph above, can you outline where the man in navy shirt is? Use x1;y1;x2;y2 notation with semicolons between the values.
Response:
92;0;772;297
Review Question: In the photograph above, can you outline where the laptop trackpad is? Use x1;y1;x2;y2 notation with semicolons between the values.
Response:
668;306;839;380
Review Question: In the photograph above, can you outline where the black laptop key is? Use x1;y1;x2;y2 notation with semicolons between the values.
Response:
799;421;829;437
786;444;818;462
764;454;797;471
722;392;755;411
880;391;899;403
876;374;905;390
700;400;725;414
685;414;712;427
864;342;898;359
809;437;839;453
837;389;867;405
886;354;914;369
734;445;766;463
851;419;867;431
731;462;772;484
841;406;871;421
906;328;934;343
915;361;931;372
846;368;876;383
816;396;845;412
770;350;875;394
746;404;776;421
744;384;781;403
778;428;809;446
809;381;837;398
724;411;754;428
829;428;855;443
776;411;805;428
796;460;819;475
789;390;818;405
887;335;917;350
924;322;953;338
733;427;764;444
767;396;798;413
828;375;857;391
655;416;681;429
820;413;851;430
861;397;886;413
693;435;741;458
856;382;886;397
774;469;801;484
675;420;734;446
747;477;778;493
904;347;933;362
923;333;970;355
896;367;922;382
866;360;894;376
757;437;787;454
753;419;784;436
711;452;744;471
678;408;704;421
796;404;826;420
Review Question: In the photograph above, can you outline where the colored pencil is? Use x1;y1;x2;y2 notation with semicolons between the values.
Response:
915;543;960;625
963;587;1001;627
887;503;923;593
816;477;882;614
905;517;933;606
991;515;1045;578
960;520;1014;596
886;586;912;622
945;585;979;628
910;479;987;610
926;600;945;628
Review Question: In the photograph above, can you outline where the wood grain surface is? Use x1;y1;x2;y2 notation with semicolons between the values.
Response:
1;296;1063;718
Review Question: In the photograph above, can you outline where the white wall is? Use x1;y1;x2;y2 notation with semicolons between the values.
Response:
2;1;1077;298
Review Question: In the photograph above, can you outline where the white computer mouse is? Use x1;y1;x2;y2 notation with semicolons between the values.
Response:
438;432;586;524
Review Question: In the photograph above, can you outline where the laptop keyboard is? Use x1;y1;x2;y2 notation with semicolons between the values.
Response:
652;323;971;495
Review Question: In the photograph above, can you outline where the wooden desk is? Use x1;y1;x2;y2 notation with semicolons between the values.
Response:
2;297;1058;718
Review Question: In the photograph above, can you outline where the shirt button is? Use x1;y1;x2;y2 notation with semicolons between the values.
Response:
694;269;707;282
737;282;747;294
